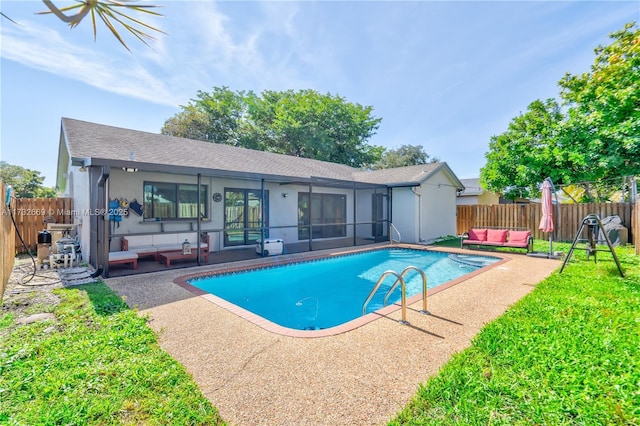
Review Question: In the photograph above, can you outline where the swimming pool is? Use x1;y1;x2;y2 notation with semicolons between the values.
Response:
186;248;500;333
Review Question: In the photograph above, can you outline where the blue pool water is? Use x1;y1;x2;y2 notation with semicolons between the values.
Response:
189;248;499;331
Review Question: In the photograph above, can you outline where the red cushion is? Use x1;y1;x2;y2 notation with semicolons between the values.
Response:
468;229;487;241
508;230;531;245
487;229;508;243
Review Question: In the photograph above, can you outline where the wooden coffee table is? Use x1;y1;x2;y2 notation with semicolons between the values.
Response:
158;250;209;267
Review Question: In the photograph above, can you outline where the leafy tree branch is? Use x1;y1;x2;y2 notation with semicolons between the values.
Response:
481;22;639;202
0;162;56;198
162;87;386;169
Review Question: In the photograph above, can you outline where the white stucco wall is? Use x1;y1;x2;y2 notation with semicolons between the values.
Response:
390;188;418;243
61;165;92;261
388;170;459;244
68;164;458;255
419;172;458;241
106;170;359;249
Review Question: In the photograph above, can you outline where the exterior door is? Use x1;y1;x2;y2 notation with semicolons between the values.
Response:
224;189;268;246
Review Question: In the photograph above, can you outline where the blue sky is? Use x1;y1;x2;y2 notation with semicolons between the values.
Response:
1;1;638;188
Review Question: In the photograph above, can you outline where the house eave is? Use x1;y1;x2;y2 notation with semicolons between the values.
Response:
80;157;387;189
418;163;465;191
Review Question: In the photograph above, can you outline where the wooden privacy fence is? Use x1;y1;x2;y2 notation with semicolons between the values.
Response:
634;199;640;255
1;179;16;301
457;203;635;243
12;197;74;253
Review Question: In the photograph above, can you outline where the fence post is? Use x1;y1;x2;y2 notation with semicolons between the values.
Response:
634;199;639;256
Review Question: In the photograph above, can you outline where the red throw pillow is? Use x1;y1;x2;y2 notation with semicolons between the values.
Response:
508;230;531;245
487;229;508;243
468;229;487;241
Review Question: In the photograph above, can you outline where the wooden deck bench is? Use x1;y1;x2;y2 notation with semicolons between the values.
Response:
108;251;138;269
461;228;533;253
158;248;209;267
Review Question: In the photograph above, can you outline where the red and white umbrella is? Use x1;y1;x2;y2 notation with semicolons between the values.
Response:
539;178;555;254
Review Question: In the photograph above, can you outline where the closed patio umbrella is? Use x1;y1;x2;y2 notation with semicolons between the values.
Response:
539;178;555;256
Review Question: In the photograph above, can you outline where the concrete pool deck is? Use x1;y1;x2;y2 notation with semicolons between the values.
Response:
104;244;561;426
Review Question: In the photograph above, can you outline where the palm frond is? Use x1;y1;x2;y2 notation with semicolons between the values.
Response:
38;0;164;50
1;11;20;25
94;4;135;50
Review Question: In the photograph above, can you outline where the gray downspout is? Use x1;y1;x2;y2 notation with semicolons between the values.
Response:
352;183;357;247
412;186;422;243
387;187;392;242
308;183;313;252
96;167;110;277
260;178;265;257
196;173;202;266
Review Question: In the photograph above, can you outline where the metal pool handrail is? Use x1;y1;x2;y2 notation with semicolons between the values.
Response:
389;223;401;244
362;265;430;325
362;270;409;324
383;266;429;315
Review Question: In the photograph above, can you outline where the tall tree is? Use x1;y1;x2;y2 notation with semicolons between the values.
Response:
558;22;640;184
481;99;563;200
249;90;383;167
481;22;639;201
162;87;253;146
372;144;439;170
162;88;384;168
0;162;56;198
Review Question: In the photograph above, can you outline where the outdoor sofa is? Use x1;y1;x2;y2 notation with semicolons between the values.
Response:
119;232;210;261
461;228;533;252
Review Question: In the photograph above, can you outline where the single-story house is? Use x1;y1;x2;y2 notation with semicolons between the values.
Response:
456;178;500;205
56;117;464;276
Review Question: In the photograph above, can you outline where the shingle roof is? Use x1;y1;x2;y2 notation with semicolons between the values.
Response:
60;117;462;189
62;117;358;182
354;163;464;190
353;163;444;186
458;178;483;196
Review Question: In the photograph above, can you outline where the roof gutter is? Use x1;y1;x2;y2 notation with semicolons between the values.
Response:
385;182;421;188
74;157;390;188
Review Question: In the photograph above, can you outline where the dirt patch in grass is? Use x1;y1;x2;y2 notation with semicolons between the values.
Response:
1;258;63;330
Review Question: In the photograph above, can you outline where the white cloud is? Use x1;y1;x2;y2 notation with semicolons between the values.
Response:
1;2;350;108
1;17;183;106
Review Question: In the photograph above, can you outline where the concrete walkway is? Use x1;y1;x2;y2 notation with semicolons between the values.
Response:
105;245;560;426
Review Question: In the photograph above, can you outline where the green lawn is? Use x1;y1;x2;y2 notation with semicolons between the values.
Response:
1;242;637;425
390;242;639;425
0;283;224;425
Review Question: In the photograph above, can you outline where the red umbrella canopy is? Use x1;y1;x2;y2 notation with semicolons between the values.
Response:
539;179;554;233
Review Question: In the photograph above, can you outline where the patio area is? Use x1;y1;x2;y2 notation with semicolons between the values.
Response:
107;237;381;277
104;244;561;425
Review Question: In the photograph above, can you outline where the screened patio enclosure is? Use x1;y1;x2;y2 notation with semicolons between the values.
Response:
208;176;393;253
97;166;394;277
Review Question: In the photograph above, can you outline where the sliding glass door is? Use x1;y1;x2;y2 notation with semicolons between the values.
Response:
224;189;268;246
